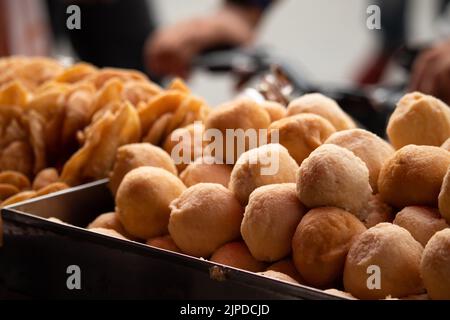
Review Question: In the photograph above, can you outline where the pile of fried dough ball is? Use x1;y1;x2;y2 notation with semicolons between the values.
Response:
4;58;449;300
0;56;210;206
83;89;450;300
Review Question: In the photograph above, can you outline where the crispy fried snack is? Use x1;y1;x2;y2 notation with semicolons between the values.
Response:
0;57;64;91
1;190;37;207
0;171;30;190
61;101;141;185
0;141;34;177
0;183;20;201
84;68;148;89
143;113;174;145
54;63;98;84
32;168;59;191
35;182;69;197
138;90;187;135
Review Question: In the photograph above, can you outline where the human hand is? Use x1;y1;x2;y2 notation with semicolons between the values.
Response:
145;5;261;79
410;40;450;105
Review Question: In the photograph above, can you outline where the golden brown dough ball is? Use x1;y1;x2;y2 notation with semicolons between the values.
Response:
260;101;287;122
116;167;186;240
241;184;306;262
344;223;424;300
439;167;450;224
163;123;205;172
146;235;181;253
90;228;127;240
442;137;450;151
204;98;271;163
360;194;394;229
87;212;134;240
257;271;299;285
180;157;232;188
268;114;336;165
297;144;372;215
210;242;267;272
287;93;356;131
325;129;395;192
292;207;366;288
169;183;243;258
267;259;304;284
229;144;299;205
420;229;450;300
394;206;448;246
378;145;450;208
387;92;450;150
32;168;59;191
109;143;177;195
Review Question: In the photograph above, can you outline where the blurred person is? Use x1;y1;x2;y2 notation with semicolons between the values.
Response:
146;0;273;78
410;38;450;104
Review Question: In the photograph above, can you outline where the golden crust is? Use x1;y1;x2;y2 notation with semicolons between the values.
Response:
169;183;243;258
378;145;450;208
292;207;366;288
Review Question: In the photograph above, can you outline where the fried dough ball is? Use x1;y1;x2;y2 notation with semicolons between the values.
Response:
164;123;205;172
32;168;59;191
89;228;127;240
109;143;177;195
268;114;336;165
168;183;243;258
0;184;20;201
343;223;424;300
297;144;372;215
0;171;30;190
260;101;287;122
87;212;134;240
394;206;448;246
438;167;450;224
287;93;356;131
1;191;37;207
387;92;450;149
146;235;181;253
325;129;395;192
442;137;450;152
420;229;450;300
229;144;299;205
179;157;232;188
292;207;366;288
267;259;304;284
116;167;186;240
257;271;299;285
204;98;271;163
378;145;450;208
360;194;394;228
210;242;267;272
0;141;33;177
241;184;306;262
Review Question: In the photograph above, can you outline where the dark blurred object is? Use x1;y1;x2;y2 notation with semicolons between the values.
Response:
357;0;450;85
46;0;156;72
194;48;406;137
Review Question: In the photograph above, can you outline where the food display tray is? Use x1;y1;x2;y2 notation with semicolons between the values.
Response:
0;180;340;300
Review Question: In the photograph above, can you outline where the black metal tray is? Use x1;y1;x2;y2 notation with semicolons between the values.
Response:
0;180;340;300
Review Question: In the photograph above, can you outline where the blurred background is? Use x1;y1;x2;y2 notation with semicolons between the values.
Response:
1;0;449;105
156;0;447;104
